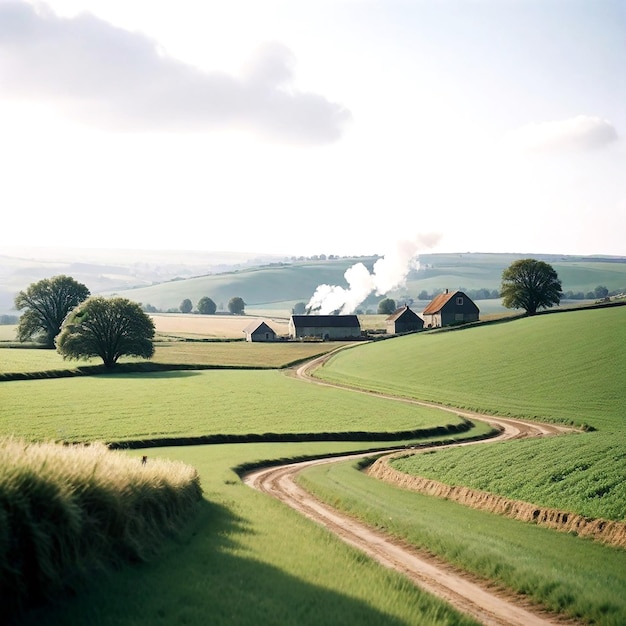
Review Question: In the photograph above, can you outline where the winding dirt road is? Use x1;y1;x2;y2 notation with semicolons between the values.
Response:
244;351;579;626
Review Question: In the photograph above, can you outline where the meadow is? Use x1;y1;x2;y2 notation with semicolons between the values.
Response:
315;305;626;430
3;303;626;625
311;306;626;520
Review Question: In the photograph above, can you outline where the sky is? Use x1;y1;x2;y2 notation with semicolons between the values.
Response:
0;0;624;259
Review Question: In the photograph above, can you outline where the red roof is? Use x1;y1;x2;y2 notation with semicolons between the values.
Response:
422;290;459;315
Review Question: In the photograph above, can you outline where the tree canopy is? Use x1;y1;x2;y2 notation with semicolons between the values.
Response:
228;297;245;315
500;259;562;315
377;297;396;315
56;297;155;367
180;298;193;314
14;275;90;348
197;297;217;315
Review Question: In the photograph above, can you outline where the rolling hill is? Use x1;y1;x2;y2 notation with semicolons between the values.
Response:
2;249;625;318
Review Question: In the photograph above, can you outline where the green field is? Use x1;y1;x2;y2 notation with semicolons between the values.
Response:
0;369;467;443
3;303;626;625
389;430;626;520
18;442;480;626
315;305;626;430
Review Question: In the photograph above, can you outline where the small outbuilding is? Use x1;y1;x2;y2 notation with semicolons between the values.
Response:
243;320;277;342
386;305;424;334
422;289;479;328
289;315;361;340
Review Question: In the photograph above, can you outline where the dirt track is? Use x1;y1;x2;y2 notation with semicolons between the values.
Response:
243;352;581;626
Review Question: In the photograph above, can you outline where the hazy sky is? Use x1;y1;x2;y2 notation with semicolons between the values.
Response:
1;0;624;258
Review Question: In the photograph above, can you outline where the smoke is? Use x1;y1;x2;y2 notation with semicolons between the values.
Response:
306;233;441;315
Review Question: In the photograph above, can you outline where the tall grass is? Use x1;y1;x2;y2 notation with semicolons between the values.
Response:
0;437;202;619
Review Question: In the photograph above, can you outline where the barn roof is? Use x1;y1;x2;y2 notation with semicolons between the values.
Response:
290;315;360;328
243;320;274;334
422;290;460;315
385;305;419;322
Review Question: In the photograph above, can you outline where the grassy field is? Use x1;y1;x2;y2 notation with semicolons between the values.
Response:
297;457;626;626
389;430;626;520
315;305;626;430
3;303;625;625
0;369;468;443
311;306;626;524
16;442;480;626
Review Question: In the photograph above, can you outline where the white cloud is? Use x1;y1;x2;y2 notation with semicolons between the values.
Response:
505;115;618;153
0;1;351;143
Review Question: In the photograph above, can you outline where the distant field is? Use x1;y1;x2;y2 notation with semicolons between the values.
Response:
0;325;16;341
151;313;290;338
0;340;352;373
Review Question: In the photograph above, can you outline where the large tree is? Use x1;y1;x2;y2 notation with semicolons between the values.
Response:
228;297;245;315
500;259;562;316
56;297;155;367
197;297;216;315
180;298;193;314
14;275;90;348
377;297;396;315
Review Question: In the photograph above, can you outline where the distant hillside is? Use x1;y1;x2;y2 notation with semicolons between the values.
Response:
2;249;625;317
0;247;284;315
106;252;626;316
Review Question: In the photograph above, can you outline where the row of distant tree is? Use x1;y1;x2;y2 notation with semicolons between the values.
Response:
147;296;247;315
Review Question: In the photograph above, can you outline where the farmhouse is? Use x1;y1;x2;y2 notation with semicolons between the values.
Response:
386;305;424;334
289;315;361;340
422;290;479;328
243;320;277;342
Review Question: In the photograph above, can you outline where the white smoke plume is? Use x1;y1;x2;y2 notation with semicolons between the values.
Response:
306;233;441;315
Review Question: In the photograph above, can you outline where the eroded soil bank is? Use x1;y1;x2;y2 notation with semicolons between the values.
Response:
368;455;626;549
